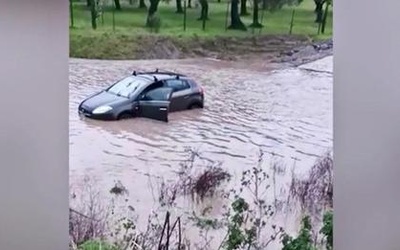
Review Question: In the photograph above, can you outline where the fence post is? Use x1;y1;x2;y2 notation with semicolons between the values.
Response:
112;1;116;32
317;21;322;35
259;9;265;35
225;0;230;30
289;8;295;34
183;0;187;31
101;4;104;26
69;0;74;28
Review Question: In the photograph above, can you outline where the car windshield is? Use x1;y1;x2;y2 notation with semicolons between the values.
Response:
107;76;146;98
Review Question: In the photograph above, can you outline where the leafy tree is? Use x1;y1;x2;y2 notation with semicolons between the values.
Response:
320;0;331;33
314;0;323;23
198;0;209;20
250;0;262;28
146;0;161;27
176;0;184;13
250;0;302;28
313;0;331;23
228;0;247;30
261;0;302;11
89;0;97;29
114;0;121;10
240;0;249;16
139;0;147;8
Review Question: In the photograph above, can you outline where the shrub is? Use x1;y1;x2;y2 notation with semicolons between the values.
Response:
79;240;118;250
288;152;333;216
320;210;333;250
281;216;317;250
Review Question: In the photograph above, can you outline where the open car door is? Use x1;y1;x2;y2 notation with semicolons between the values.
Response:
138;87;173;122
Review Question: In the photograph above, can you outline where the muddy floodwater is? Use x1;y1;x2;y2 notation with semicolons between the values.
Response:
69;56;333;248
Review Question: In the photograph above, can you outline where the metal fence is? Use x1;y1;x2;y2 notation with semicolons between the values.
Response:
69;0;332;35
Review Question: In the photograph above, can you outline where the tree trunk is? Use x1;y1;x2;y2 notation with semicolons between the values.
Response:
89;0;97;29
249;0;262;27
114;0;121;10
86;0;91;7
188;0;192;8
139;0;147;8
314;0;324;23
146;0;160;26
228;0;247;30
70;0;74;28
176;0;184;13
198;0;209;20
129;0;133;5
240;0;249;16
321;2;330;33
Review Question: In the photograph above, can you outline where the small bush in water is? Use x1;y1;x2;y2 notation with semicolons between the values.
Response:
79;240;118;250
320;210;333;250
281;216;317;250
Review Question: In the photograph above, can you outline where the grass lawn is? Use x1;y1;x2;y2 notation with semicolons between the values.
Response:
69;0;332;58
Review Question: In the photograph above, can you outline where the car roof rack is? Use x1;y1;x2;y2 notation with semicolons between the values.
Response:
132;69;186;77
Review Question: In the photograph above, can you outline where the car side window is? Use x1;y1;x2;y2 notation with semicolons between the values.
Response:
142;88;171;101
138;81;163;100
165;79;190;92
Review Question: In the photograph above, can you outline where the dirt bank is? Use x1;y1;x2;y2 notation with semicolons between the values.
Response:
70;34;332;67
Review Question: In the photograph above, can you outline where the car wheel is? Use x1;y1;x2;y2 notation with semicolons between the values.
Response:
118;112;132;120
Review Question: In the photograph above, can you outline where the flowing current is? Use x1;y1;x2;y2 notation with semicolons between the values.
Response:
69;56;333;247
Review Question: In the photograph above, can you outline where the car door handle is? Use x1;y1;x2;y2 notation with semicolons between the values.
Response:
159;107;167;111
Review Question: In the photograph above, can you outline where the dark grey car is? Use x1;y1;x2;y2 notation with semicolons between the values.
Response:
78;70;204;122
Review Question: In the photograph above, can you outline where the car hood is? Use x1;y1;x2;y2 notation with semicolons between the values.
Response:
81;91;128;111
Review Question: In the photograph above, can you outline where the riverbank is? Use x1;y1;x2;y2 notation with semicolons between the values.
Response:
70;33;332;70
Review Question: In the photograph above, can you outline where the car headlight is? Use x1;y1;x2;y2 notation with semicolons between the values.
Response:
92;105;113;114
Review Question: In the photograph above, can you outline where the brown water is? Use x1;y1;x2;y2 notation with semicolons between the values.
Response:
69;56;333;248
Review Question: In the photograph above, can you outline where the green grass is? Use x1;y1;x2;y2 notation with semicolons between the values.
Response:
69;0;332;58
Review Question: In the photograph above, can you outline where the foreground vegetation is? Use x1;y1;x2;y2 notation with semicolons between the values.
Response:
69;149;333;250
69;0;332;59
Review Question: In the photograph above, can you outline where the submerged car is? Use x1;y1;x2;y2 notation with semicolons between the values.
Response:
78;70;204;122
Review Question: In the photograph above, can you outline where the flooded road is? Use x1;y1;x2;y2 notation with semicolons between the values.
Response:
69;56;332;246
